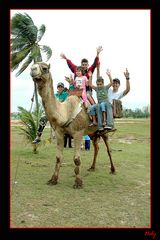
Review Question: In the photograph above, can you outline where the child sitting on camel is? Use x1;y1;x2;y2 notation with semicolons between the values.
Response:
65;66;89;109
88;70;114;130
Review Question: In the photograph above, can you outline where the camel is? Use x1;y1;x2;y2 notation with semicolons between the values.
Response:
30;62;116;188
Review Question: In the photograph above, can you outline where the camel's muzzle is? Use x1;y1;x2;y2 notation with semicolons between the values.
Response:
33;77;42;82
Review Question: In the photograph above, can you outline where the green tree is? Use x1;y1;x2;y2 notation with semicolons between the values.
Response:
18;104;44;153
11;12;52;113
142;106;150;118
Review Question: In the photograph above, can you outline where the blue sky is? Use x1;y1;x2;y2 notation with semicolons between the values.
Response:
11;9;150;112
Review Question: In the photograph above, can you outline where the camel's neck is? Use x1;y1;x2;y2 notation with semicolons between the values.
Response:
37;73;58;121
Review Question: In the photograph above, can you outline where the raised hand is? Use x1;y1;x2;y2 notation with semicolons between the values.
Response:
124;68;130;79
60;53;67;59
96;46;103;55
65;74;73;84
65;76;71;84
69;74;73;82
106;69;111;76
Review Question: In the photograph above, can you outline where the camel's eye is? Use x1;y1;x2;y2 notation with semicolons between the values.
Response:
42;67;48;73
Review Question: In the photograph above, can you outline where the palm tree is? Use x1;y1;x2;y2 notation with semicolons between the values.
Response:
18;104;44;153
11;12;52;113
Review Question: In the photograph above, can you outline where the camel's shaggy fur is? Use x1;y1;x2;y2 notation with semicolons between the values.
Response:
30;62;115;188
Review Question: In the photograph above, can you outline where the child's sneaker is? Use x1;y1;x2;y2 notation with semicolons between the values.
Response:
104;125;112;130
89;122;97;127
32;137;41;144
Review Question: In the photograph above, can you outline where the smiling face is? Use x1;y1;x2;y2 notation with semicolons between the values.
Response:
76;66;83;77
96;77;104;88
57;85;64;93
96;82;104;88
112;80;120;92
81;59;89;71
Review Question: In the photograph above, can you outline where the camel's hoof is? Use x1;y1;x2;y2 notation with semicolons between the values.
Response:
73;183;83;189
87;167;95;171
110;170;116;175
47;179;58;185
73;178;83;189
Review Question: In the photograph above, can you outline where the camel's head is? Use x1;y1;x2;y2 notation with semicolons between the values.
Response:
30;62;51;84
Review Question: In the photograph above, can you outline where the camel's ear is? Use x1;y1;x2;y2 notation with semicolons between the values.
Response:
48;63;50;69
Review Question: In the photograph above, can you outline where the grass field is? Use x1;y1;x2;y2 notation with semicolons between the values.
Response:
11;118;150;228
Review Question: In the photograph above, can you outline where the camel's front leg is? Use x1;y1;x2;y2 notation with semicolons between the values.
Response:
101;134;115;174
88;136;99;171
47;132;64;185
73;132;83;188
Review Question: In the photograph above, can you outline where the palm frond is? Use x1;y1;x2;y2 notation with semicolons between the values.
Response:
32;102;44;120
11;13;38;44
12;13;35;31
40;45;52;61
11;37;30;52
18;106;37;141
19;127;35;142
15;55;33;76
37;24;46;42
11;47;32;71
31;45;42;62
17;105;45;143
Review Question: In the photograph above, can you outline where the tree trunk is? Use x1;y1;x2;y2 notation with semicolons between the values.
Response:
33;51;42;119
34;82;39;125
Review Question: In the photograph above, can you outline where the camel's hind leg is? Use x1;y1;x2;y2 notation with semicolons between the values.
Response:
47;132;64;185
88;135;99;171
101;133;115;174
73;132;83;188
